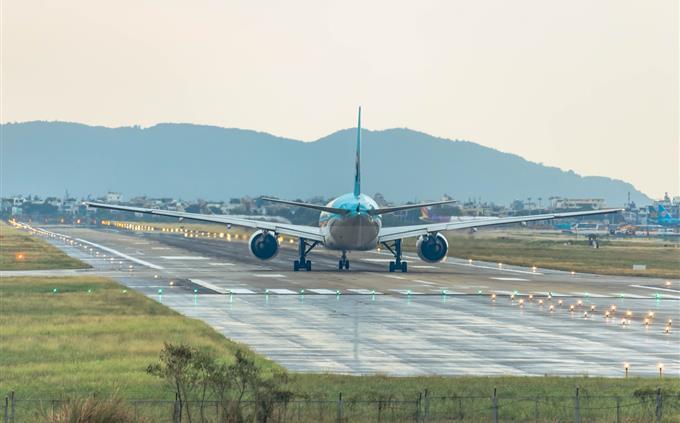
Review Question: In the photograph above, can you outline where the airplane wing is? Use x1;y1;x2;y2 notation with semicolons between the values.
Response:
367;199;458;216
84;202;325;242
378;208;623;243
260;197;350;215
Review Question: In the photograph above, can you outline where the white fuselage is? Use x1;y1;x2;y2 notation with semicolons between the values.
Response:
319;193;382;251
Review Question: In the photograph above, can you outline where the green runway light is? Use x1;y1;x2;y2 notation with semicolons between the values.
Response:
52;288;58;294
477;290;483;295
122;289;127;294
371;290;376;301
193;289;198;305
87;289;92;294
584;292;590;298
655;293;661;300
265;289;269;295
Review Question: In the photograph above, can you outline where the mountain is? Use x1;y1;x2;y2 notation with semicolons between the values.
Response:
1;121;651;205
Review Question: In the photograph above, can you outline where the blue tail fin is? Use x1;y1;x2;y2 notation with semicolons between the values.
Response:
353;107;362;197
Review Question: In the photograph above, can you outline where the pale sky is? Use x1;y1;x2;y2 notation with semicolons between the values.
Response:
2;0;678;199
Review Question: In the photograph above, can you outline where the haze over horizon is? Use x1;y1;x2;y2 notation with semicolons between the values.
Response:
1;1;677;199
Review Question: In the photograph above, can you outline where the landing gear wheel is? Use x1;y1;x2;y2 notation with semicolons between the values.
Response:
389;261;395;272
305;260;312;271
295;238;319;272
293;260;300;272
401;261;408;273
338;260;344;271
344;260;350;270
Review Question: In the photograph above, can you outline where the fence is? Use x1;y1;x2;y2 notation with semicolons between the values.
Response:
4;389;679;422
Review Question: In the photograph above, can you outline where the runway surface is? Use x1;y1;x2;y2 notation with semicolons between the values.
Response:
20;224;680;377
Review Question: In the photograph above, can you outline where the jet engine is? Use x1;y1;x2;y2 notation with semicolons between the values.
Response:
416;233;448;263
248;230;279;260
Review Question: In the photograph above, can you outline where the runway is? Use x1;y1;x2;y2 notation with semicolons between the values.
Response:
25;224;680;377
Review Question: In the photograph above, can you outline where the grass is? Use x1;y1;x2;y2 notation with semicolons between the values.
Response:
0;221;88;270
0;275;280;399
413;229;680;279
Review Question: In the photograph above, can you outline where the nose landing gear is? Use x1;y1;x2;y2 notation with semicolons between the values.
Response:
338;250;350;270
381;239;408;272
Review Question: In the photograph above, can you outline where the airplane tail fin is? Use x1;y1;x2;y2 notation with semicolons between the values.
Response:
353;107;362;198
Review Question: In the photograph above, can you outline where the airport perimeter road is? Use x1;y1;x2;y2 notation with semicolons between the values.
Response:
32;225;680;377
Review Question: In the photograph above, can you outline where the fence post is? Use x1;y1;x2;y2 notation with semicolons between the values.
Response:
534;397;539;422
337;392;343;423
655;388;662;422
415;392;422;423
615;397;620;423
574;386;580;423
3;396;8;423
492;388;498;423
9;392;14;423
423;389;430;422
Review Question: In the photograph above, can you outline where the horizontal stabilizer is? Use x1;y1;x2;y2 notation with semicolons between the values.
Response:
368;199;458;216
261;197;349;215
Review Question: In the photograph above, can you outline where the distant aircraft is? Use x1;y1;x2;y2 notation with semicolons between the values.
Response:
657;204;680;226
86;108;622;272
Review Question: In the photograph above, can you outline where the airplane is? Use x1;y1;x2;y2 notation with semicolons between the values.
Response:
85;107;623;272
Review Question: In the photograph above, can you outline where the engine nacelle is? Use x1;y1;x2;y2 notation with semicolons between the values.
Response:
248;230;279;260
416;233;449;263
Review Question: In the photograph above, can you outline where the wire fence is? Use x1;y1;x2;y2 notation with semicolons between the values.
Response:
4;389;679;422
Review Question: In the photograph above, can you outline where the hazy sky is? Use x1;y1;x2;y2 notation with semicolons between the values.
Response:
2;1;677;199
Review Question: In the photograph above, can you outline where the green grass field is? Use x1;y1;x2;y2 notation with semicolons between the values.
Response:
0;221;88;270
408;230;680;279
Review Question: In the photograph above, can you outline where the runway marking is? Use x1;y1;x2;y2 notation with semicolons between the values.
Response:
630;285;680;294
151;247;171;250
189;279;229;294
161;256;210;260
308;289;337;295
411;265;439;269
362;258;393;262
571;292;609;298
209;262;234;266
491;277;528;281
268;288;296;294
535;291;570;297
412;280;436;285
389;289;423;295
228;288;256;294
437;289;465;294
615;293;649;299
347;289;383;295
254;274;286;278
75;238;164;270
451;261;544;275
381;274;405;280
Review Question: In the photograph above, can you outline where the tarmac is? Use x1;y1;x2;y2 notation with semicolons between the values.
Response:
13;224;679;377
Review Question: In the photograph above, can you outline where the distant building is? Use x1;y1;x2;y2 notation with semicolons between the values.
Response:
554;198;605;210
105;192;123;203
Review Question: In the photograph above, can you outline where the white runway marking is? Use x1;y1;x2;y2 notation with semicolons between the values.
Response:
228;288;256;294
75;238;164;270
572;292;609;298
362;258;393;262
347;289;382;295
151;247;171;250
491;277;528;281
411;265;439;269
389;289;423;295
268;288;296;294
209;262;234;266
254;274;286;278
161;256;209;260
412;280;436;285
308;289;337;294
189;279;229;294
451;261;544;275
630;285;680;294
381;274;405;280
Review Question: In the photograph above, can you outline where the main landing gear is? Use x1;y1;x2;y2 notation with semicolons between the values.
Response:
381;239;408;272
338;250;350;270
293;238;319;271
